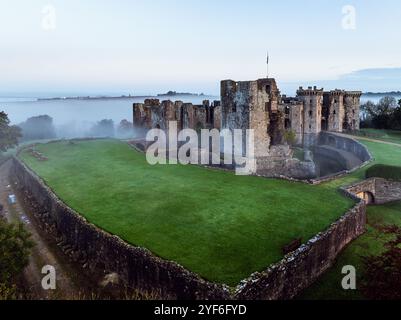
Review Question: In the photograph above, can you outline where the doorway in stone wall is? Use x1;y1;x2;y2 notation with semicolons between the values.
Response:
357;191;375;205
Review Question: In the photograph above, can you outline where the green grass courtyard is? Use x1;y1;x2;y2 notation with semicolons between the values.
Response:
19;134;401;294
20;139;354;287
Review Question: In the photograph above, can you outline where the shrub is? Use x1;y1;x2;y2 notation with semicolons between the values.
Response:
366;164;401;181
284;129;297;146
0;219;33;285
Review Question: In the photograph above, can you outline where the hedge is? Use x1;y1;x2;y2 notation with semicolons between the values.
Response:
366;164;401;181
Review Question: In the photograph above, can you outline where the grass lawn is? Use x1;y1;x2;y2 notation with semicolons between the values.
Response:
357;128;401;144
300;139;401;299
19;139;354;286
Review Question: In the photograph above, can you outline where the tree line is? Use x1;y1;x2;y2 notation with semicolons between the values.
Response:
361;96;401;130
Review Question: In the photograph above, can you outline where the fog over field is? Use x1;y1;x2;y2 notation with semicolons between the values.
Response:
0;95;218;139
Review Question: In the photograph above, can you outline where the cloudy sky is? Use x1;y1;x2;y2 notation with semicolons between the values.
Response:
1;0;401;96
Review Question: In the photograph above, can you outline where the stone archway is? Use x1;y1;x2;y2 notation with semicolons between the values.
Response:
356;191;375;205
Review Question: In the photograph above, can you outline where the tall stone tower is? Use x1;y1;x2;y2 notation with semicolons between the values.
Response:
323;90;345;133
343;91;362;131
221;77;286;155
296;86;324;146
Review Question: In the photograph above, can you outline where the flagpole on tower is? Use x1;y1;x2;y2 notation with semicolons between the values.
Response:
266;51;269;78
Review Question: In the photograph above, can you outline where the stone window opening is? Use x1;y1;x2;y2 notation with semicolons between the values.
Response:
333;110;336;115
309;110;312;117
285;119;291;129
285;106;290;115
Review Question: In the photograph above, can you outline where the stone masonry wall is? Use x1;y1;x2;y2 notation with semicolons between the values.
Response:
235;198;366;300
11;157;230;300
12;153;368;300
318;132;371;163
343;92;362;131
345;178;401;205
374;179;401;204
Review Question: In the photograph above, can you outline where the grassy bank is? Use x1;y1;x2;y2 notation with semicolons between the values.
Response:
300;139;401;299
20;140;354;286
357;129;401;144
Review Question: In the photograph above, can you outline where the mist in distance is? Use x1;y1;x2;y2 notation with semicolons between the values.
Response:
0;95;219;140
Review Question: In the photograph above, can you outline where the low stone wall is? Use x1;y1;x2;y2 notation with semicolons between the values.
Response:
11;157;230;300
308;132;373;184
313;146;362;171
343;178;376;198
12;153;368;300
344;178;401;205
318;132;371;163
375;179;401;204
234;197;366;300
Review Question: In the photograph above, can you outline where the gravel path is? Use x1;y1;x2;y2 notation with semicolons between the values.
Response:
0;160;85;299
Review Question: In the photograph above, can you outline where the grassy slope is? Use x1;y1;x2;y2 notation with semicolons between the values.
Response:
20;140;353;286
358;128;401;144
300;139;401;299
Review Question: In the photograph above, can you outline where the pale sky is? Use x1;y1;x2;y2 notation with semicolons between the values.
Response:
1;0;401;96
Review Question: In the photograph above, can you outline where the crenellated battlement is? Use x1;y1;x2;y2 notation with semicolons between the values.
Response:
326;89;345;96
344;91;363;97
297;86;324;96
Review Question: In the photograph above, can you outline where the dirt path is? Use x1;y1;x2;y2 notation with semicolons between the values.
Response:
0;160;86;299
336;133;401;147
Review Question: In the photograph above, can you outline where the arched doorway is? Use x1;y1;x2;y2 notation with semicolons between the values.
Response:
356;191;375;204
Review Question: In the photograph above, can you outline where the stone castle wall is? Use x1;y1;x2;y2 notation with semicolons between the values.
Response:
343;92;362;131
11;157;230;300
324;90;345;132
220;79;272;157
235;198;366;300
297;87;324;139
133;99;221;132
12;151;369;300
318;132;371;163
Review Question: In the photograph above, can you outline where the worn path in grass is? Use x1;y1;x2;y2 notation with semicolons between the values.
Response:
20;140;355;286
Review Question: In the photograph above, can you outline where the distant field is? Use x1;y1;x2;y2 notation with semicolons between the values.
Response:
357;128;401;144
300;140;401;299
20;140;354;286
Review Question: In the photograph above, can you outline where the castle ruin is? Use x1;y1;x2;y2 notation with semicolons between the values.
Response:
133;99;221;132
133;75;362;179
